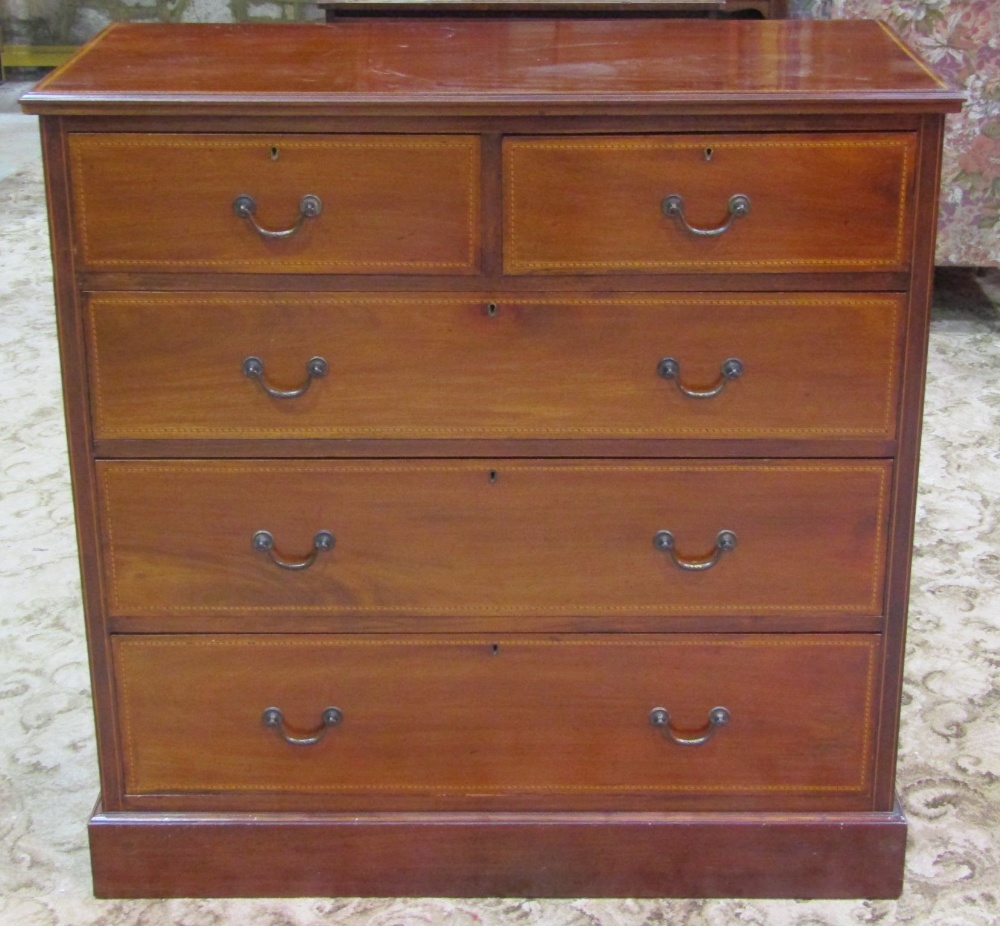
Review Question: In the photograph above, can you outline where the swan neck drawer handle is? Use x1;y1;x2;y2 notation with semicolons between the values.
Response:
252;529;335;570
262;706;343;746
649;706;731;746
653;529;737;571
243;355;328;399
658;356;743;398
233;193;322;239
661;193;750;237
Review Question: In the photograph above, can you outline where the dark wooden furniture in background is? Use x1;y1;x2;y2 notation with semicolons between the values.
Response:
319;0;789;19
21;18;961;898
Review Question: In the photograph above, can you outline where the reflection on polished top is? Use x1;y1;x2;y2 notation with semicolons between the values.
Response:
21;19;962;114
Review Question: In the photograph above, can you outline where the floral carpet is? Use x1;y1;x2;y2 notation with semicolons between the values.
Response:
0;157;998;925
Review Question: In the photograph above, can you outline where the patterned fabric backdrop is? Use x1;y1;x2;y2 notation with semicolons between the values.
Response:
792;0;1000;267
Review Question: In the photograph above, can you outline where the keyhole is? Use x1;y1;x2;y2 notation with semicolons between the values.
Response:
704;147;714;162
491;643;500;656
488;469;498;483
486;302;499;318
270;146;280;161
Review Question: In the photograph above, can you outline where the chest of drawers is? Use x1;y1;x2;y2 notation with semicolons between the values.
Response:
21;18;961;899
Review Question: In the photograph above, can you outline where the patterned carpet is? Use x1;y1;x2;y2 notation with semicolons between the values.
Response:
1;157;997;925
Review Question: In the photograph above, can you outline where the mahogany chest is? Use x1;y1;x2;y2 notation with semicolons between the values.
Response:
21;18;962;898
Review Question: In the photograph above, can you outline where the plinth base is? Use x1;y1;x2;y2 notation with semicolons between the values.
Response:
89;800;907;898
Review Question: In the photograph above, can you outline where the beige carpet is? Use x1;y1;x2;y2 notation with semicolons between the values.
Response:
1;155;998;924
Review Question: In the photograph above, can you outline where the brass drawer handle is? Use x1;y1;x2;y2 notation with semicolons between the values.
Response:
243;355;329;399
653;529;737;571
262;706;343;746
658;356;743;398
649;706;730;746
252;529;335;570
661;193;750;237
233;193;323;239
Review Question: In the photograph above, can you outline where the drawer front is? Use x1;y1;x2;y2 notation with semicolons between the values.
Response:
98;461;889;620
69;134;479;273
113;633;879;809
87;292;903;441
503;134;916;274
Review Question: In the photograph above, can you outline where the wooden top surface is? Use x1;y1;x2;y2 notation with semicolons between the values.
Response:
21;19;963;116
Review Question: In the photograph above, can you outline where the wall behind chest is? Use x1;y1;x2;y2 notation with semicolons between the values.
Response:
1;0;323;47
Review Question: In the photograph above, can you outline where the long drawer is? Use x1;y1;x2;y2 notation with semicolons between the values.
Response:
86;292;904;441
113;633;879;810
503;134;916;274
68;134;480;273
97;460;890;620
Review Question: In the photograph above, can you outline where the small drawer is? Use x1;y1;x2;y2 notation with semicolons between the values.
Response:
68;134;480;273
503;134;916;274
113;633;879;811
86;292;904;442
98;460;890;623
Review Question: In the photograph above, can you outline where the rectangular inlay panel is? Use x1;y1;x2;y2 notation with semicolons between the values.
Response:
503;134;916;273
98;460;890;620
69;134;481;273
114;633;879;810
86;293;904;441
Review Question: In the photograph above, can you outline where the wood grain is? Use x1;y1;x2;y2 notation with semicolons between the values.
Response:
85;292;904;441
88;802;908;898
68;134;480;273
97;459;891;620
873;113;949;810
22;16;961;899
38;118;131;811
504;134;917;273
112;633;879;809
20;20;963;117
